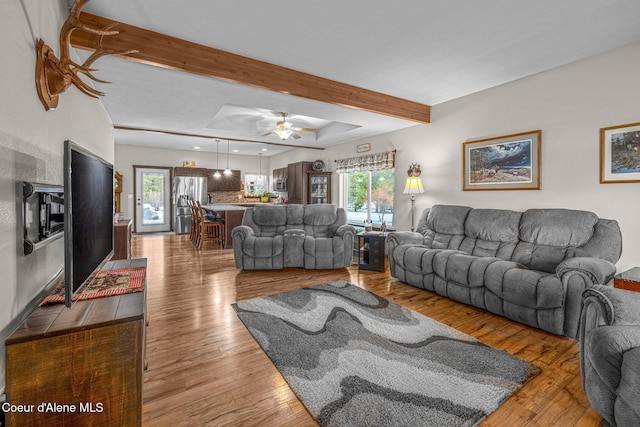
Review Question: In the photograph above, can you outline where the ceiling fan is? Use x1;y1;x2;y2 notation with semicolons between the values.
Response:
262;112;319;141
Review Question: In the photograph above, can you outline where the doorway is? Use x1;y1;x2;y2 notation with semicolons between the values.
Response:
134;166;172;233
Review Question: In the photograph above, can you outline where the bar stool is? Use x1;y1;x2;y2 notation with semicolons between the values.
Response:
188;199;198;244
196;201;223;249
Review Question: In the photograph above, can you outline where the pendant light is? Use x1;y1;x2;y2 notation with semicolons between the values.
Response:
223;140;232;175
213;139;221;178
257;153;264;183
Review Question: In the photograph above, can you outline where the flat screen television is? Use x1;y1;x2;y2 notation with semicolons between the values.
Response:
63;140;114;307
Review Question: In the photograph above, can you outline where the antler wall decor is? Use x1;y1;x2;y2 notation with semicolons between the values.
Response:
35;0;137;111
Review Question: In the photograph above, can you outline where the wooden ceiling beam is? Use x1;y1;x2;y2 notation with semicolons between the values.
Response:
71;12;430;124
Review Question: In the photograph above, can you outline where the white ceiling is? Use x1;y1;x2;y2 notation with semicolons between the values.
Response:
74;0;640;157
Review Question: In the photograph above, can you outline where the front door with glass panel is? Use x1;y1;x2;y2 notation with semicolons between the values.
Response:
135;167;171;233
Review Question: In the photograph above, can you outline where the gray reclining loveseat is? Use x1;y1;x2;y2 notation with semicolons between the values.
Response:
232;204;355;270
386;204;622;338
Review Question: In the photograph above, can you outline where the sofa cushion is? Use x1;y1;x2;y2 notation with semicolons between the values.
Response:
304;204;338;226
286;204;304;226
303;236;345;269
426;205;471;235
511;209;599;273
465;208;522;242
519;209;598;246
420;205;470;250
485;267;564;310
458;208;522;259
241;235;284;257
512;243;569;273
433;253;503;288
252;205;288;227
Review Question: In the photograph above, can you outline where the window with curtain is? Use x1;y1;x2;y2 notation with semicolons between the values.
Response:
336;150;396;226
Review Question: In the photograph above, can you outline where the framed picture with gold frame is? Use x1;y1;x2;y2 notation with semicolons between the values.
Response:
600;122;640;183
462;130;541;191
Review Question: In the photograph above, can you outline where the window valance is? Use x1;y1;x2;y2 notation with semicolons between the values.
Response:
335;150;396;174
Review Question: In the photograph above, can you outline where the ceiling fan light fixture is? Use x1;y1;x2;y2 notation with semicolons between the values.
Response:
273;122;294;141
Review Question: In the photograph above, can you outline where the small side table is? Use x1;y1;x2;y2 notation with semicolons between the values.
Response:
614;267;640;292
113;218;132;260
357;232;387;272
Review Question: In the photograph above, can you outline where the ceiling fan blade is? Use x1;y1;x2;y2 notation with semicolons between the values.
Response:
261;131;274;137
293;127;319;133
291;132;302;139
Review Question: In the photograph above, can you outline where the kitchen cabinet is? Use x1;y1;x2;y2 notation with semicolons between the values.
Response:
272;167;288;192
174;166;208;177
308;171;331;204
287;161;313;204
207;169;242;191
272;167;287;181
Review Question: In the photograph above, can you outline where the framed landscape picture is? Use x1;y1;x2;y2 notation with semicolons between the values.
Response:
600;122;640;183
462;130;541;191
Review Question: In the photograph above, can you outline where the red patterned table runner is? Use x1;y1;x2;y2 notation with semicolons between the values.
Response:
41;267;145;305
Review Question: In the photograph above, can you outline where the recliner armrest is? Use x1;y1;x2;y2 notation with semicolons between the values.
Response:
556;257;616;286
386;231;426;276
579;285;640;386
335;224;356;238
231;225;255;240
386;231;424;248
583;285;640;326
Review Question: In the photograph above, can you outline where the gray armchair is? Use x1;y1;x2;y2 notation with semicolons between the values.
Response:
579;285;640;426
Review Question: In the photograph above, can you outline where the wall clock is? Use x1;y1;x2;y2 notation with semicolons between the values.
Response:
312;160;325;171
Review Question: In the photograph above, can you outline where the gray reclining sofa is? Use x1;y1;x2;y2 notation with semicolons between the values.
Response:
386;204;622;338
232;204;355;270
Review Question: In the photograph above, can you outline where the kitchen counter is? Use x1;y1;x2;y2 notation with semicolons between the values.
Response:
203;203;284;210
202;204;249;211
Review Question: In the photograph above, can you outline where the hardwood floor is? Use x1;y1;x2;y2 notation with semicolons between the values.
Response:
135;233;603;426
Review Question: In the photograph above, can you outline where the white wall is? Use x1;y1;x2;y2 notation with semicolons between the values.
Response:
339;41;640;272
114;145;271;219
0;0;114;392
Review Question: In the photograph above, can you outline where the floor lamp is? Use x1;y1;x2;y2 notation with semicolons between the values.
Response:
403;163;424;232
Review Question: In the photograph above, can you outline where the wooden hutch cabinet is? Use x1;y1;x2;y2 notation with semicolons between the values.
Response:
308;171;331;204
114;171;123;213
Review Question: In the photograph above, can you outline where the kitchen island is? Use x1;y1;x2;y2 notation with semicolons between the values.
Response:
201;204;247;249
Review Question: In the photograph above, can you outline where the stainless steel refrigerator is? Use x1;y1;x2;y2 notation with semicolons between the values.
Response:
173;175;208;234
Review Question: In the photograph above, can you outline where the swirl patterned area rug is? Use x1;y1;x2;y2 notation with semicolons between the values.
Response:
232;281;541;427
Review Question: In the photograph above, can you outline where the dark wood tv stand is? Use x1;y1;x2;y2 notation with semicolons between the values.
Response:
5;258;147;427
